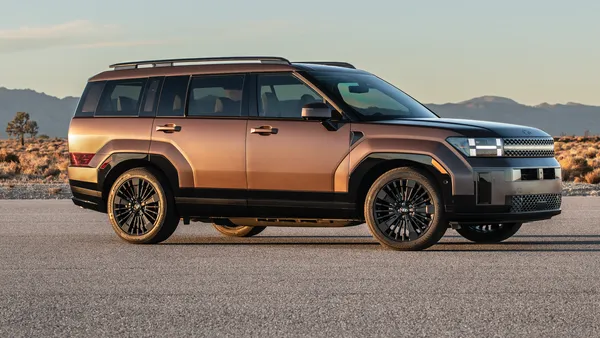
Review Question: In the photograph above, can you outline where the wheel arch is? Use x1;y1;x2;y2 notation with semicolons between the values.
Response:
348;153;453;217
98;153;180;202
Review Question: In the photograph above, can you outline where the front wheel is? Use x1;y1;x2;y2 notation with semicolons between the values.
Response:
364;167;447;251
455;223;522;243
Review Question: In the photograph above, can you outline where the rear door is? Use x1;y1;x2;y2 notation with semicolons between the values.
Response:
149;74;249;208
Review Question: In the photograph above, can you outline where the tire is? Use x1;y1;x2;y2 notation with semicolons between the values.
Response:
364;167;447;251
212;219;266;237
456;223;522;243
107;168;179;244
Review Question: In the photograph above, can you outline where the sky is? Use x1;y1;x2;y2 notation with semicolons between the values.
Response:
1;0;599;106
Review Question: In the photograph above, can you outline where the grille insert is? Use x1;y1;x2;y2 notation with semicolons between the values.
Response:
503;137;555;157
510;194;562;213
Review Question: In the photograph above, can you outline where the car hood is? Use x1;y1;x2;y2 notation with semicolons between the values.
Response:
367;118;551;138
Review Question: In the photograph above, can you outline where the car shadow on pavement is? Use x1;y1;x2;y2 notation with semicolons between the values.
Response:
163;235;378;246
162;234;600;251
432;238;600;251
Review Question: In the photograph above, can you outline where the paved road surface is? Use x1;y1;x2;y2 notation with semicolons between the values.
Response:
1;198;599;337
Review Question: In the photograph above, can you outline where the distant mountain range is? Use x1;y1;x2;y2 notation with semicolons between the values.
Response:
428;96;600;136
0;88;598;137
0;87;79;138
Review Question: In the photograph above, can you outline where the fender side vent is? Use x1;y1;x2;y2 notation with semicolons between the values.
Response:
350;131;364;146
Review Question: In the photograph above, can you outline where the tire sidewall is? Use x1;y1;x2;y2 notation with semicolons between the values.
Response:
364;167;447;251
107;168;168;244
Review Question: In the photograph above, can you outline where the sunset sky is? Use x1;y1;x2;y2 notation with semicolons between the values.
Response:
1;0;599;105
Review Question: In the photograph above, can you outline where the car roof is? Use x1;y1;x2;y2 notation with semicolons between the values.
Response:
88;57;367;82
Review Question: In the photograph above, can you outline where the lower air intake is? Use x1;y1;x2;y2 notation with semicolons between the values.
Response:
510;194;562;213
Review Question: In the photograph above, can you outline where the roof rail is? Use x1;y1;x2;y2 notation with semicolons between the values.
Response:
109;56;291;70
295;61;356;69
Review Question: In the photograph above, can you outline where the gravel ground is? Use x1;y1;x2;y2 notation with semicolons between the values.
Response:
0;183;71;199
0;182;598;199
562;182;600;196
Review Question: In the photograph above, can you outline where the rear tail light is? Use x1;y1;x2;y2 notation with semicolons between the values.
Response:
69;153;95;167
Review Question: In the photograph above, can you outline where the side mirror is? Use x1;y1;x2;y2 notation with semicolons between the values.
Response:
301;102;331;121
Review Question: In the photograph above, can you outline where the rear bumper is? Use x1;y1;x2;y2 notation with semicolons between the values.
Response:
69;179;105;213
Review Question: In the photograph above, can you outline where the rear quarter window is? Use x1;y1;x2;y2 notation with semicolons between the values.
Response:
74;82;106;118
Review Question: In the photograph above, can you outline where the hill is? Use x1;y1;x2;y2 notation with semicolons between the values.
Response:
0;89;598;137
426;96;600;136
0;87;79;138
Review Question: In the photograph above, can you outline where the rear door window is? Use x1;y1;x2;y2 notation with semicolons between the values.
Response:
96;79;147;117
187;75;246;117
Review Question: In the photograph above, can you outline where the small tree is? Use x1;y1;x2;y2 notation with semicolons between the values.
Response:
6;112;37;146
25;120;38;139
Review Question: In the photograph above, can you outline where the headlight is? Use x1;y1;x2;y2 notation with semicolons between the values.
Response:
447;137;504;157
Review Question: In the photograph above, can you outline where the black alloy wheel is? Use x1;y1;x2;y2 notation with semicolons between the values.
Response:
107;168;179;244
364;167;447;251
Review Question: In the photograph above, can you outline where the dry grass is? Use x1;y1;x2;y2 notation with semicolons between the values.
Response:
554;136;600;184
1;136;599;184
0;138;68;182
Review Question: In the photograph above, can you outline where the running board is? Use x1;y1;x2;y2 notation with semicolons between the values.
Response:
227;218;363;227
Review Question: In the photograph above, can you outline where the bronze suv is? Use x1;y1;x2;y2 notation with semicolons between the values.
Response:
68;56;562;250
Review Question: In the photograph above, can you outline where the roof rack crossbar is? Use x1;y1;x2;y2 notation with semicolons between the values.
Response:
295;61;356;69
109;56;291;70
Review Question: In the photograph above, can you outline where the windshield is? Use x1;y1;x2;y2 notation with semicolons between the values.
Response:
309;72;438;120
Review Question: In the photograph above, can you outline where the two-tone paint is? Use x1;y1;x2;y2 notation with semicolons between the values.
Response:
68;62;562;225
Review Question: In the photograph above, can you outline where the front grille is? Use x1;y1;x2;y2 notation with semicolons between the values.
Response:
503;137;555;157
510;194;562;213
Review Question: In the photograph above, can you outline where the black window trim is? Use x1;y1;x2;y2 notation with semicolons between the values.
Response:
139;77;164;118
182;73;250;119
94;78;149;118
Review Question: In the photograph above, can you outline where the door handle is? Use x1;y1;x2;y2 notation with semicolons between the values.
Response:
156;124;181;133
251;126;278;135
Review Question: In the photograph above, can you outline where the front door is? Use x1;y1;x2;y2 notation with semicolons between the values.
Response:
245;73;351;216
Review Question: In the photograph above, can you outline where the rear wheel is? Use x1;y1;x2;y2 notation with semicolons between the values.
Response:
212;219;266;237
107;168;179;244
364;167;447;251
456;223;522;243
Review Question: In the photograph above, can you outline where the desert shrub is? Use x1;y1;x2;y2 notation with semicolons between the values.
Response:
0;150;20;164
559;156;593;181
584;168;600;184
43;167;61;178
584;147;598;159
0;162;20;179
26;146;40;153
38;134;50;140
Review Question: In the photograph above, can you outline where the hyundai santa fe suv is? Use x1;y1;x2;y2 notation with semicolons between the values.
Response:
68;56;562;250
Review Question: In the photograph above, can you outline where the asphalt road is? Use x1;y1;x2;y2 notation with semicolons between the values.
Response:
1;198;599;337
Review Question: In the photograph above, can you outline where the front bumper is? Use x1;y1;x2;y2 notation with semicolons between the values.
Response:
445;157;562;224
